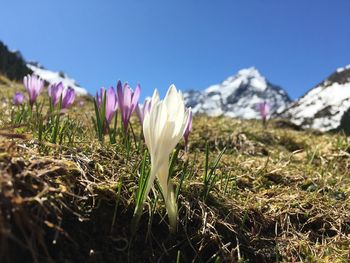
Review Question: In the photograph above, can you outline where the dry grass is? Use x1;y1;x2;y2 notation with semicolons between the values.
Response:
1;76;350;262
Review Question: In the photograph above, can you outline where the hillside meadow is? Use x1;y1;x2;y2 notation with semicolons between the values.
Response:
0;76;350;262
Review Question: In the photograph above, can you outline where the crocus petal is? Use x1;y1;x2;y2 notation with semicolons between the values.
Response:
105;86;117;124
116;81;123;109
136;98;152;125
150;89;160;112
124;84;132;111
62;88;75;109
99;87;105;107
131;84;141;112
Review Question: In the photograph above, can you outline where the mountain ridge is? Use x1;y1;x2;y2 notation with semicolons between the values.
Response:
184;67;292;119
281;65;350;132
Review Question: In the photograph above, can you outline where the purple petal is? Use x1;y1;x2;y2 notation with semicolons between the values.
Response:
116;80;123;111
106;86;117;124
62;88;75;109
184;110;192;139
131;84;141;112
123;84;132;111
136;98;151;126
183;109;193;151
135;104;143;124
96;87;105;108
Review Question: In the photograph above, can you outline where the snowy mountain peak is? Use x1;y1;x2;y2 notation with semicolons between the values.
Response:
27;63;88;96
336;64;350;73
238;67;267;91
184;67;291;119
282;65;350;131
237;67;263;79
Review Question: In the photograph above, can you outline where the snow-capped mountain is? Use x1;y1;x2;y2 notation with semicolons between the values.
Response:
27;63;88;96
282;65;350;132
184;67;291;119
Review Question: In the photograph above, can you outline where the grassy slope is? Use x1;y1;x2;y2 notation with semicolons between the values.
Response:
0;76;350;262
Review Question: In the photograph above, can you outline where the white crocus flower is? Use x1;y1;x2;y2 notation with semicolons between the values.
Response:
142;85;190;231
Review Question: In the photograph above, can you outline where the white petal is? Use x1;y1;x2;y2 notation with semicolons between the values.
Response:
150;89;160;112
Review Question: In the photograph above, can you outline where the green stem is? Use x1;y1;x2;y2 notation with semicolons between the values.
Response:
130;203;144;236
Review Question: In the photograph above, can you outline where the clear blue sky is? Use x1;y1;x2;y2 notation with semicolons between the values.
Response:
1;0;349;100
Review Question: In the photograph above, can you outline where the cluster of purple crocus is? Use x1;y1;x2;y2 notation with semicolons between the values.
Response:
95;81;193;149
95;81;141;132
48;82;76;109
13;74;193;149
13;74;76;109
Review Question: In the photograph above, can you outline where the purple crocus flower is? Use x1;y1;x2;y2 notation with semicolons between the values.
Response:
95;86;118;125
13;92;24;105
136;98;151;125
95;87;105;108
61;87;76;109
183;109;193;151
48;82;64;106
23;74;44;106
117;81;141;132
257;101;270;127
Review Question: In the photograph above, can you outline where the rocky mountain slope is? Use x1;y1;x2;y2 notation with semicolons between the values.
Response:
282;65;350;132
0;41;31;80
184;67;291;119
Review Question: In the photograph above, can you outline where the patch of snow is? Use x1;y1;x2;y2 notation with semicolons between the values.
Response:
337;67;345;73
336;64;350;73
27;63;88;96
